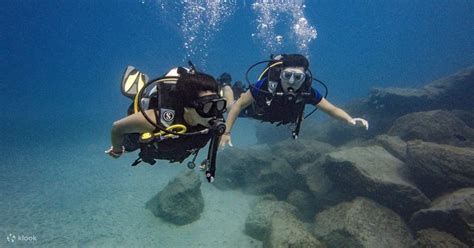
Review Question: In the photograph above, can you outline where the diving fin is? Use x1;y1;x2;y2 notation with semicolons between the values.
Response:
121;66;149;99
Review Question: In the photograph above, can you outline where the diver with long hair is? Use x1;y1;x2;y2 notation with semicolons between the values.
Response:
106;64;227;182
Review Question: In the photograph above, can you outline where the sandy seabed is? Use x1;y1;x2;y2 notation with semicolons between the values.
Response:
0;119;262;247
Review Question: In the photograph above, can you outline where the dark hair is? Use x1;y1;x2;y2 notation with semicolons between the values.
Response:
233;80;243;87
268;54;310;81
267;54;311;91
282;54;309;70
175;71;218;106
217;72;232;85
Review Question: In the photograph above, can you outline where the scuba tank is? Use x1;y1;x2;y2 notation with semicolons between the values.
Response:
120;63;225;182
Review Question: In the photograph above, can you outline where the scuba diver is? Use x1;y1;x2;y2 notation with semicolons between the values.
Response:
219;54;369;148
232;80;251;117
232;80;246;100
216;72;235;110
105;64;227;182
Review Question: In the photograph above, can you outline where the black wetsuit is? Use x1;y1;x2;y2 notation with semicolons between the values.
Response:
248;77;323;125
123;93;213;164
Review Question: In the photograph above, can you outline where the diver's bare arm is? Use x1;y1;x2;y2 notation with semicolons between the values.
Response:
223;86;235;110
111;109;157;150
316;98;354;124
225;90;255;133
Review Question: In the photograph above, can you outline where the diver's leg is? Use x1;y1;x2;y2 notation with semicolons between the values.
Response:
111;109;157;151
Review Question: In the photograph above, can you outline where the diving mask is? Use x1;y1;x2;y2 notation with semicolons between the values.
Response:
280;70;306;85
191;94;227;118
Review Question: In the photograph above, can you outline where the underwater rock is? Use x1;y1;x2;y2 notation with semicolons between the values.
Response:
286;190;317;222
214;146;272;190
452;110;474;129
264;210;325;248
368;87;430;118
423;65;474;111
388;110;474;147
318;230;364;248
324;146;430;218
297;161;351;212
409;188;474;246
215;145;304;199
410;229;469;248
369;66;474;117
244;199;297;241
145;170;204;225
270;139;335;169
255;122;292;144
406;141;474;197
246;158;305;199
284;66;474;148
374;134;408;162
309;65;474;142
301;115;373;147
314;197;414;248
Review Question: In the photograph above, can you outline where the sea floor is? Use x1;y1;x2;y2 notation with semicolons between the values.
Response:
0;118;262;247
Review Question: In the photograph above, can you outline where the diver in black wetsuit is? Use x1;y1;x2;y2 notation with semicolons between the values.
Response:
106;65;226;182
219;54;369;148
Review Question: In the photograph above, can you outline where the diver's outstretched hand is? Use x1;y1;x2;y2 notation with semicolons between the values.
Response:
219;134;233;150
105;146;125;159
350;118;369;130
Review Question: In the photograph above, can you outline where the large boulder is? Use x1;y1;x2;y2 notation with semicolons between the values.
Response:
246;158;305;199
270;139;335;169
423;65;474;111
324;146;430;218
388;110;474;147
215;146;305;199
373;134;408;161
145;170;204;225
286;190;317;222
244;199;298;241
300;112;374;147
314;197;414;248
264;211;325;248
351;65;474;137
318;230;364;248
369;87;428;115
368;66;474;117
452;110;474;129
297;161;351;212
214;145;272;190
409;188;474;247
290;66;474;147
255;122;292;144
410;229;469;248
407;141;474;197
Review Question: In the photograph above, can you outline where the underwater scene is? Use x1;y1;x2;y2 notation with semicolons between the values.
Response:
1;0;474;247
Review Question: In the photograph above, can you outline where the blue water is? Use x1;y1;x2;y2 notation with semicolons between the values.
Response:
1;1;474;247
